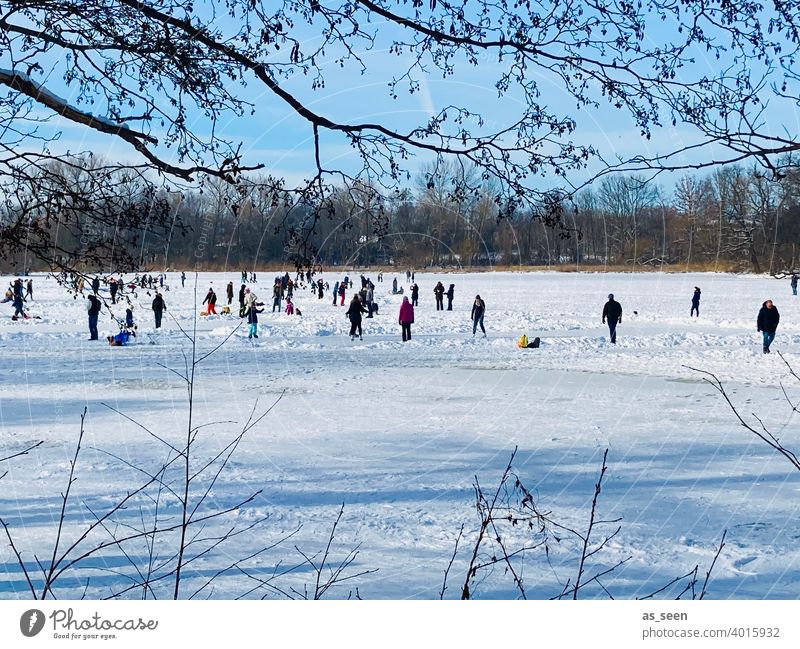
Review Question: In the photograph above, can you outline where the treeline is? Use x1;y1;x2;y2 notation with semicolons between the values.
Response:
4;159;800;274
159;163;800;274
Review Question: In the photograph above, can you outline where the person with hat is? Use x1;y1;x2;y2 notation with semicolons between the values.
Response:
446;283;455;310
203;287;218;314
602;293;622;344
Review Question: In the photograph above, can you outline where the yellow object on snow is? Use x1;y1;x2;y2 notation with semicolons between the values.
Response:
517;334;528;348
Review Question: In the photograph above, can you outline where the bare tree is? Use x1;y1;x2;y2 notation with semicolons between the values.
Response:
1;1;799;271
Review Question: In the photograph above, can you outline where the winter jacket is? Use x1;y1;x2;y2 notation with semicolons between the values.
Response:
346;299;367;323
152;295;166;312
398;299;415;324
602;299;622;323
471;299;485;321
247;305;263;324
691;289;701;305
238;285;246;305
203;290;217;305
757;302;780;332
226;283;234;300
434;282;445;297
411;284;419;299
446;285;454;300
87;295;101;316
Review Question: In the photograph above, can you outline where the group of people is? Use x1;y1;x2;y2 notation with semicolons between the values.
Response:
599;287;782;354
9;269;794;354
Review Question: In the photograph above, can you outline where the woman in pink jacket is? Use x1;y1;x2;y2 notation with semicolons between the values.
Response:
398;296;414;342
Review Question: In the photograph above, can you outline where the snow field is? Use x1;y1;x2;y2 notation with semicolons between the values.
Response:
1;270;799;599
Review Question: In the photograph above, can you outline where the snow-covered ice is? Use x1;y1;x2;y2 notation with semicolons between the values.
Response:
1;270;799;599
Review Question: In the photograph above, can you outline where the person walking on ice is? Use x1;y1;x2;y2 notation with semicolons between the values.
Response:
203;287;217;314
152;292;166;329
471;295;486;337
346;294;368;340
446;284;454;310
398;296;414;342
602;293;622;344
792;274;798;296
757;299;780;354
691;286;701;317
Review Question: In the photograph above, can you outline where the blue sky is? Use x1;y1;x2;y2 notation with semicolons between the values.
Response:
8;3;800;196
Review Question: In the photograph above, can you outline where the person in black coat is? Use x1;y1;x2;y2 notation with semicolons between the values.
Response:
691;287;701;317
446;284;454;310
411;283;419;307
471;295;486;336
87;294;101;340
91;276;100;295
434;281;445;311
602;293;622;344
346;295;368;340
152;292;166;328
238;284;246;316
757;299;780;354
226;281;234;305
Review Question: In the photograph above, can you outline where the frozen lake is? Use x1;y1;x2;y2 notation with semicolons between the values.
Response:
1;270;800;599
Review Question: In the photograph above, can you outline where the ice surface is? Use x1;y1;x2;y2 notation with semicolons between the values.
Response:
1;270;799;599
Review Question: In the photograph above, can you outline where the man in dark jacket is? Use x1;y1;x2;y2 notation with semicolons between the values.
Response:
152;292;166;328
446;284;455;310
411;283;419;307
87;294;101;340
757;299;780;354
602;293;622;344
92;276;100;295
471;295;486;337
238;284;247;316
226;281;234;305
434;281;445;311
346;295;368;340
691;287;701;317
